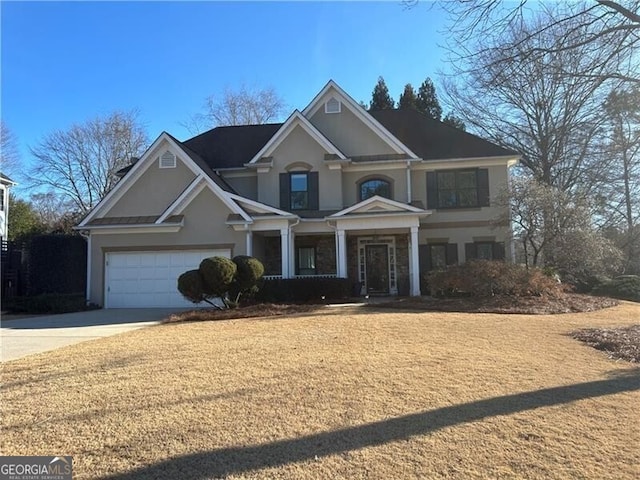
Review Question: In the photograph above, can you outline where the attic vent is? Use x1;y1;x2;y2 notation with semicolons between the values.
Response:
325;97;341;114
159;151;176;168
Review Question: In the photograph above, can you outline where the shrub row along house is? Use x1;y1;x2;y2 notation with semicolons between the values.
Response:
77;81;520;308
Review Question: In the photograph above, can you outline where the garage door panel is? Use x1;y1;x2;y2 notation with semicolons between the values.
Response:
105;249;231;308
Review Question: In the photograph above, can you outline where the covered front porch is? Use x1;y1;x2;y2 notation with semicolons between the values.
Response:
228;195;431;296
255;231;414;296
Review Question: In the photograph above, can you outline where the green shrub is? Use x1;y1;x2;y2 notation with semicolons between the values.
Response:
199;257;237;298
592;275;640;302
427;261;562;298
177;256;265;308
256;277;352;303
177;269;208;304
230;255;264;301
4;294;92;314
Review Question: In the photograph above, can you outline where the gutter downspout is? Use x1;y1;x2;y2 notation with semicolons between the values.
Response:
78;230;91;306
406;160;412;204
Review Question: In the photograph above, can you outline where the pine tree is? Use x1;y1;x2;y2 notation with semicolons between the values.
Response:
443;111;466;131
398;84;418;110
369;76;395;110
416;78;442;120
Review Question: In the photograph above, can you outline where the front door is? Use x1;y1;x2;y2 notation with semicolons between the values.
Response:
365;244;389;294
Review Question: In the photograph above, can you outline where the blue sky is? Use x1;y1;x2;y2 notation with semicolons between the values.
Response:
2;1;451;185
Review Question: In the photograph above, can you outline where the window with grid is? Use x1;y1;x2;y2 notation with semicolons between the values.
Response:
436;170;478;208
290;173;309;210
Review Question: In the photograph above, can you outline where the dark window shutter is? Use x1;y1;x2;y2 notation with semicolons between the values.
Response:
308;172;319;210
446;243;458;265
465;243;477;262
477;169;490;207
279;173;290;210
426;172;438;209
493;242;506;260
419;245;432;272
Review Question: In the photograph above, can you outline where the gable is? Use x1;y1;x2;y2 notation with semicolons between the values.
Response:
302;82;416;159
105;143;197;218
331;195;426;217
309;95;398;157
270;124;331;170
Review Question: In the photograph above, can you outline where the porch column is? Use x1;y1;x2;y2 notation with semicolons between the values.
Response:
280;228;290;278
336;229;347;278
410;226;420;296
289;229;296;278
245;229;253;256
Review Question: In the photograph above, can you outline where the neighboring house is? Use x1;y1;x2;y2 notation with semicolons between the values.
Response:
0;173;16;241
77;80;519;308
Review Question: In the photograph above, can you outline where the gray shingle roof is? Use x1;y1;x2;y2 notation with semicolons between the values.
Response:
183;123;282;169
369;109;517;160
118;110;517;178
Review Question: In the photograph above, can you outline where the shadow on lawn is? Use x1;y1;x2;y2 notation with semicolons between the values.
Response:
102;372;640;480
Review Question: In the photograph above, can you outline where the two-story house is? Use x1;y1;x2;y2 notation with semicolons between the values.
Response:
0;173;16;241
77;81;519;308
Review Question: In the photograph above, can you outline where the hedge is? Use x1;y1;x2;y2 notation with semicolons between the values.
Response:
27;234;86;295
4;293;91;314
256;277;353;303
592;275;640;302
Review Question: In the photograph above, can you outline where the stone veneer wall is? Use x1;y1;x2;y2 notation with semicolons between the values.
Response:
296;235;336;275
262;236;281;275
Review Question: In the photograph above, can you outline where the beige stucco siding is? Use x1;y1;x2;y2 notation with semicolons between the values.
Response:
223;174;258;200
257;124;343;210
107;157;196;217
419;224;512;263
342;168;408;207
310;105;396;157
89;187;246;305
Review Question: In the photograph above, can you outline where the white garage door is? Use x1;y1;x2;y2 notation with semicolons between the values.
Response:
105;250;230;308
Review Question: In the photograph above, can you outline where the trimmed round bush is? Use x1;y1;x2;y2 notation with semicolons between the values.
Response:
232;255;264;292
199;256;237;297
592;275;640;302
177;269;207;304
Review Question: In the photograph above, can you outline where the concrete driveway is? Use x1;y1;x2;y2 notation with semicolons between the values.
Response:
1;308;186;362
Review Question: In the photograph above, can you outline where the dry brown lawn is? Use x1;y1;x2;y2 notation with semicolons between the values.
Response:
1;302;639;480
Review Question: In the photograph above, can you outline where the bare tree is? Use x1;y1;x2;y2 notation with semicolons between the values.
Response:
29;110;148;214
1;121;21;178
436;0;639;85
598;87;640;272
30;191;79;232
496;177;622;283
443;9;623;193
186;85;287;133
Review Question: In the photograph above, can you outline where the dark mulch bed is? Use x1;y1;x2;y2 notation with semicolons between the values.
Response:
164;303;324;324
571;325;640;363
165;294;618;325
371;293;619;315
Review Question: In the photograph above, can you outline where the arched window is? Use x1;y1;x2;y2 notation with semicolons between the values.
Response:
360;178;391;201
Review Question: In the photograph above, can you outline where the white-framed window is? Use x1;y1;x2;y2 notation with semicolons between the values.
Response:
290;172;309;210
159;150;177;168
297;247;316;275
325;97;341;114
0;187;4;211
